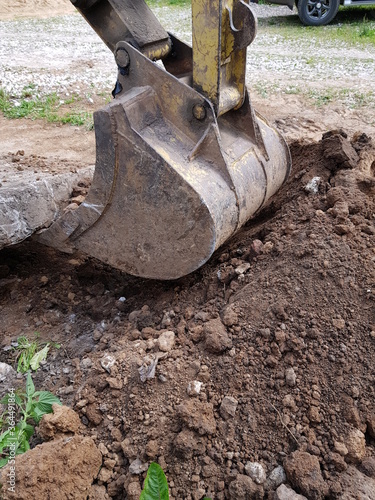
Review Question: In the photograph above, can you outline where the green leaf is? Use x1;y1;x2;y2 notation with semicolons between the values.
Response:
23;424;34;441
0;457;10;468
0;394;9;405
36;392;62;406
29;344;50;371
30;406;45;423
32;403;54;420
18;435;30;453
0;429;12;450
140;462;169;500
26;372;35;399
14;393;24;407
28;391;62;422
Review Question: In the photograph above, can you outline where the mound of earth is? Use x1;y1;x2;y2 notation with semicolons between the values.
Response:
0;130;374;499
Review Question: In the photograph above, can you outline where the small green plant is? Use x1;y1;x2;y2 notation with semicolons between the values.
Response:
13;333;60;373
140;463;211;500
0;87;94;129
359;17;375;38
140;463;169;500
0;372;62;467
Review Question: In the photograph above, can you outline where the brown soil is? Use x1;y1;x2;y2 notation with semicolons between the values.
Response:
1;2;375;500
0;130;375;499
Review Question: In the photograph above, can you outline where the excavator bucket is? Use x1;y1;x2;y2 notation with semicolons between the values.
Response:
37;0;291;280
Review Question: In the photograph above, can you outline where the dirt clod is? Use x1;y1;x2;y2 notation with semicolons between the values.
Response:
284;451;329;500
37;403;81;440
0;435;101;499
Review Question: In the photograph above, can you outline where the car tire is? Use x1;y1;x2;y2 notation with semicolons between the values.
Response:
297;0;340;26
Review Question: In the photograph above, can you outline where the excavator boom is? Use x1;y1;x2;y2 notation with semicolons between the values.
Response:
37;0;291;280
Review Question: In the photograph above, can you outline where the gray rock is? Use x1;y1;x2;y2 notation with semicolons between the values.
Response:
187;380;202;397
80;358;92;369
285;367;297;387
129;458;149;475
100;354;116;373
1;167;94;250
157;330;175;352
275;484;308;500
220;396;238;420
265;465;287;491
0;362;17;383
245;461;266;484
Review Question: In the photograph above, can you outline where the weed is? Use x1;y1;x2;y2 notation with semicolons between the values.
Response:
0;87;94;129
13;333;60;373
359;17;375;38
0;372;62;468
254;83;269;99
308;89;335;106
140;462;211;500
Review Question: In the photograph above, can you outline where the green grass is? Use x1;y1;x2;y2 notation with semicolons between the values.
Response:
0;87;94;129
307;88;375;108
258;8;375;45
148;0;190;6
253;80;375;109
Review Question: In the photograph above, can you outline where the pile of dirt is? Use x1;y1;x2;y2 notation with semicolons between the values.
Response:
0;130;374;499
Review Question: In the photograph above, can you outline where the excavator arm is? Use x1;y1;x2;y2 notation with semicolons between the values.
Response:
37;0;291;280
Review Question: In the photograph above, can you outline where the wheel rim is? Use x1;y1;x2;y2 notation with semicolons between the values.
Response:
306;0;332;20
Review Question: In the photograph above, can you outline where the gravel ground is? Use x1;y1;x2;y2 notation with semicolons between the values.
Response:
0;4;374;101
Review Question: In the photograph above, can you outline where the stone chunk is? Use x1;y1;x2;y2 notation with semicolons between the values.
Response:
228;474;263;499
0;362;16;383
285;367;296;387
265;465;287;491
245;461;266;484
284;451;329;500
157;330;175;352
204;318;232;353
1;167;94;250
275;484;308;500
322;132;359;171
220;396;238;420
345;427;366;463
129;458;148;475
187;380;202;397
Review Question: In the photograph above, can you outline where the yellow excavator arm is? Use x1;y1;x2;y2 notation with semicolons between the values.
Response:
37;0;291;280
